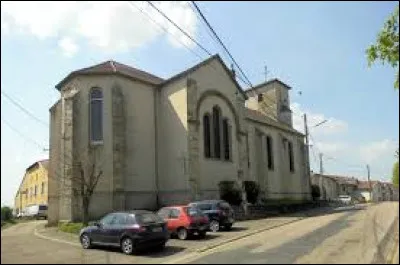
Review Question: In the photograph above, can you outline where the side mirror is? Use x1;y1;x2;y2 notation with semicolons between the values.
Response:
94;222;101;227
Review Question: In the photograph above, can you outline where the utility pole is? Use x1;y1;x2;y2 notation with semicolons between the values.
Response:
319;153;324;174
303;114;312;199
367;164;372;200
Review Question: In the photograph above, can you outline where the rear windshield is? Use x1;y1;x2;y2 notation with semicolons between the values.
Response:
135;213;164;224
185;207;204;217
196;204;213;211
39;205;47;210
218;202;232;210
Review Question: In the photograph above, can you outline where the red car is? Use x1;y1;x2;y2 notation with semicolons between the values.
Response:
157;206;209;240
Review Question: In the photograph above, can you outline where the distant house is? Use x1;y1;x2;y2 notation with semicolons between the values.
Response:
331;176;358;196
14;160;49;216
311;174;340;201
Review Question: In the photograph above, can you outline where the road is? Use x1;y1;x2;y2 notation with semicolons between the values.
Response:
165;202;399;264
1;202;398;264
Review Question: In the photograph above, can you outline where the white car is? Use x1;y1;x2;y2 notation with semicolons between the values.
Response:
338;195;352;205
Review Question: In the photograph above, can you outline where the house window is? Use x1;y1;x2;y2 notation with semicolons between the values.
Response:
266;135;274;170
288;141;294;172
222;118;231;161
203;114;211;158
34;185;37;196
41;182;45;194
90;88;103;143
257;94;263;102
212;106;221;159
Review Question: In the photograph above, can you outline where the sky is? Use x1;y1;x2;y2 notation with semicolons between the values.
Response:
1;1;399;207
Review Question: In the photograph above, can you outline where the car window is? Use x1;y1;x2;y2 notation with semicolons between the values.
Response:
38;205;47;210
186;206;204;217
157;208;171;219
169;208;181;219
197;204;212;211
100;213;116;225
136;212;164;224
114;213;128;225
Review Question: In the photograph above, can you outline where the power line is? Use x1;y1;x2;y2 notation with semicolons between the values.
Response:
127;1;204;61
146;1;212;57
191;1;253;88
1;118;47;150
1;91;49;127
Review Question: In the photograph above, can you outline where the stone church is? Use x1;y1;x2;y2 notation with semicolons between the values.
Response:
48;54;311;223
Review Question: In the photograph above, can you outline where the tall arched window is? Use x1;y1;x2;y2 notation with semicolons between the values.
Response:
222;118;230;161
90;88;103;143
203;114;211;158
212;106;221;159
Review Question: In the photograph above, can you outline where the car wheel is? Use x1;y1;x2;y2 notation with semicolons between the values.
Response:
210;220;220;232
198;231;207;238
177;228;188;240
80;233;92;249
121;237;134;255
224;224;233;231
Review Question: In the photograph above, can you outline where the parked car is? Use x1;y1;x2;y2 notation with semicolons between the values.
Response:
79;211;169;255
24;204;48;219
188;200;235;232
157;206;209;240
337;195;353;205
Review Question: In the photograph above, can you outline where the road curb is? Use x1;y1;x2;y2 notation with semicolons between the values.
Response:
34;227;80;247
196;216;305;253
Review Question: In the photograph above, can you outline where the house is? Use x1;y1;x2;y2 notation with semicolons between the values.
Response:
311;174;340;201
48;54;311;224
331;176;358;196
14;160;49;216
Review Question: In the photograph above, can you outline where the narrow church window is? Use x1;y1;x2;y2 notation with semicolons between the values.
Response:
90;88;103;143
212;106;221;159
257;94;263;102
222;118;230;161
203;114;211;158
266;135;274;170
288;141;294;172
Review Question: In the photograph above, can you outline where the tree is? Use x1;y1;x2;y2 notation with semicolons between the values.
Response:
393;161;399;188
1;206;13;222
56;147;104;226
366;5;399;89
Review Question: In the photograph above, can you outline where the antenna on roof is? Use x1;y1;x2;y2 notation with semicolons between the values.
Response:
264;65;270;81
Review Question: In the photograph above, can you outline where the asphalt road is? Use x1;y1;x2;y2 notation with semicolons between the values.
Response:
165;203;399;264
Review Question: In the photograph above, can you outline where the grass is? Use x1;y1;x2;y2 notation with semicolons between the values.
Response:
1;219;17;230
58;222;85;234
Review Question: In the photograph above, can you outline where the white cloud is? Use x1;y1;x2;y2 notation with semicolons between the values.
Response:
292;102;348;135
1;1;197;54
359;139;397;164
58;37;79;57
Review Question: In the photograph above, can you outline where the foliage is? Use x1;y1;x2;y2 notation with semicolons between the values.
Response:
58;222;84;234
1;206;13;222
218;181;242;206
243;181;260;204
366;5;399;89
311;185;321;201
393;161;399;188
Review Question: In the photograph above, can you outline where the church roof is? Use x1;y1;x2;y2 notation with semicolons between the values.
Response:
245;78;292;95
56;60;164;90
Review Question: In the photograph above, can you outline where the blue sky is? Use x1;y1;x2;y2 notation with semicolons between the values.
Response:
1;1;398;206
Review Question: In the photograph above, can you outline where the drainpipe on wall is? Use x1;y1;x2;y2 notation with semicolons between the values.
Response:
154;87;160;209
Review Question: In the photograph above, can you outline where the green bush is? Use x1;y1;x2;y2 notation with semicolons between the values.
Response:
243;181;260;204
218;181;242;206
1;207;13;222
58;222;84;234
